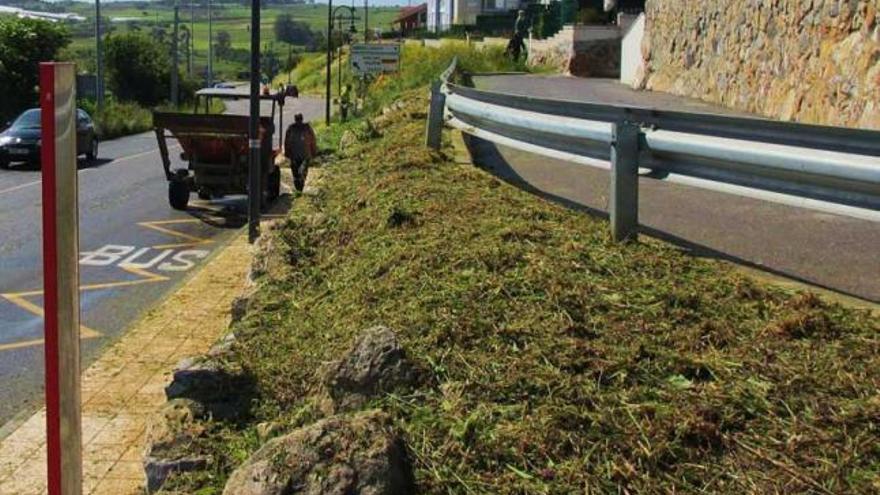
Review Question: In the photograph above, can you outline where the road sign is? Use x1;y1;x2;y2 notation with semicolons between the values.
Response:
40;61;83;495
350;43;400;76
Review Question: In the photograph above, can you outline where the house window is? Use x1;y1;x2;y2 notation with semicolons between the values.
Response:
483;0;496;10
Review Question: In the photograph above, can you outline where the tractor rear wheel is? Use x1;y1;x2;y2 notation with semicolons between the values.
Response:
169;180;190;210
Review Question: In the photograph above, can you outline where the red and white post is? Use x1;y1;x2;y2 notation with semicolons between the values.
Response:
40;62;83;495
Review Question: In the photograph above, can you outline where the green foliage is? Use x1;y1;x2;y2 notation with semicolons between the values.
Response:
280;42;528;116
79;98;152;140
273;13;316;47
0;16;70;120
104;31;171;106
215;30;232;60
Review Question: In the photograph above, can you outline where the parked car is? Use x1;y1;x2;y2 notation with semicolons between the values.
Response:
0;108;98;169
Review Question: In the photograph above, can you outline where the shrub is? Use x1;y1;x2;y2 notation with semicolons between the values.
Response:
0;17;70;121
104;31;171;106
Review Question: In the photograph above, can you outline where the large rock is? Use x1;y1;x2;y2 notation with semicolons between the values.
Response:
143;399;210;493
222;410;413;495
321;326;417;412
249;220;288;283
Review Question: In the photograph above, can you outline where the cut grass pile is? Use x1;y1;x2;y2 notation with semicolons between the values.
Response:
164;88;879;494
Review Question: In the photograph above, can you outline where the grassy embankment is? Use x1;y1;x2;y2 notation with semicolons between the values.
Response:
164;43;879;494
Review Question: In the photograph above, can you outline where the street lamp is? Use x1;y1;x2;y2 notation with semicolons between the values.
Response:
333;7;356;97
326;2;357;124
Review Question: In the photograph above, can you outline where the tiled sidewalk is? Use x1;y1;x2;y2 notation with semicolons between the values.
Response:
0;232;251;495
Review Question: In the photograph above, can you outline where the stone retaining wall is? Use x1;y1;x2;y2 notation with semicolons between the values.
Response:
528;25;622;77
637;0;880;129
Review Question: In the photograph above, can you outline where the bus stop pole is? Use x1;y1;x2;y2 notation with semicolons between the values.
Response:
248;0;261;243
41;62;83;495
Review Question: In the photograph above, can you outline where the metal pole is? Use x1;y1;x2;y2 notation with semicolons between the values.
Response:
95;0;103;112
40;62;82;495
189;0;194;76
337;30;342;97
171;5;180;107
610;120;640;242
248;0;261;243
425;80;444;150
207;0;213;85
364;0;368;42
325;0;333;124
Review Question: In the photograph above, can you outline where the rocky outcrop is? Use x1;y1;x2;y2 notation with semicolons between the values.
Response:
321;326;417;413
641;0;880;129
249;219;289;283
222;410;413;495
143;399;210;493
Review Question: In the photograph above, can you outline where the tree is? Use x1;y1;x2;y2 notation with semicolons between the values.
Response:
274;13;315;46
103;31;170;106
0;17;70;120
215;30;232;60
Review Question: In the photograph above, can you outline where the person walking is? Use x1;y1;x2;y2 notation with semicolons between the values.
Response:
507;10;529;62
284;113;317;191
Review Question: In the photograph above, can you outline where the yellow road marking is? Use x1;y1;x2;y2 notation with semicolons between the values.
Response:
0;218;195;351
139;219;214;249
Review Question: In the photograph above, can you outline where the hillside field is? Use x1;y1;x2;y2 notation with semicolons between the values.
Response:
61;2;400;80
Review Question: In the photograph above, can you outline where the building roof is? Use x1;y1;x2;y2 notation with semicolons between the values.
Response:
393;3;427;23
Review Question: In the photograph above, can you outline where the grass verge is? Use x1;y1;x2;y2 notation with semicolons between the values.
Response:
160;80;879;494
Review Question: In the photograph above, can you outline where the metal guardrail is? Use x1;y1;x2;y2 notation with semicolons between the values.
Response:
426;59;880;236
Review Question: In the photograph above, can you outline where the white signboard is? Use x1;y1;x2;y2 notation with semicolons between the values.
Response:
350;43;400;76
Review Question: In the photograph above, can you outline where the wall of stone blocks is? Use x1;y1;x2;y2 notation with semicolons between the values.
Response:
637;0;880;129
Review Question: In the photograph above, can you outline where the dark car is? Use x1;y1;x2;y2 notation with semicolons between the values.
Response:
0;108;99;169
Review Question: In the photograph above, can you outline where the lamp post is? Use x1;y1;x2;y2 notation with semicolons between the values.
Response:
333;7;356;97
171;4;180;107
325;0;333;124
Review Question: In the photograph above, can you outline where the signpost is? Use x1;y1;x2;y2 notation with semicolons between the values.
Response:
350;43;400;76
40;62;83;495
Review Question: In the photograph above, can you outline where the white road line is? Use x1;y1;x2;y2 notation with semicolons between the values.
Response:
0;144;180;197
0;180;41;196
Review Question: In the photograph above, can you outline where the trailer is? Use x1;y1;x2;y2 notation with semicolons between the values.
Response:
153;88;289;210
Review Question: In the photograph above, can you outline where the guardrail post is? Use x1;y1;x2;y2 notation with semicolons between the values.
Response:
426;80;445;150
610;120;640;242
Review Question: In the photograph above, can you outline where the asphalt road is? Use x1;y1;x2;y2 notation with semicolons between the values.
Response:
469;75;880;302
0;95;324;426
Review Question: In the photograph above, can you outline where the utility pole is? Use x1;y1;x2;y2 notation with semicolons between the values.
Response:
95;0;104;112
207;0;214;85
325;0;333;124
364;0;368;42
189;0;194;76
247;0;261;242
171;5;180;107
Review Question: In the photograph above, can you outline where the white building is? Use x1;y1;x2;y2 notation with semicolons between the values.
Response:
427;0;521;33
